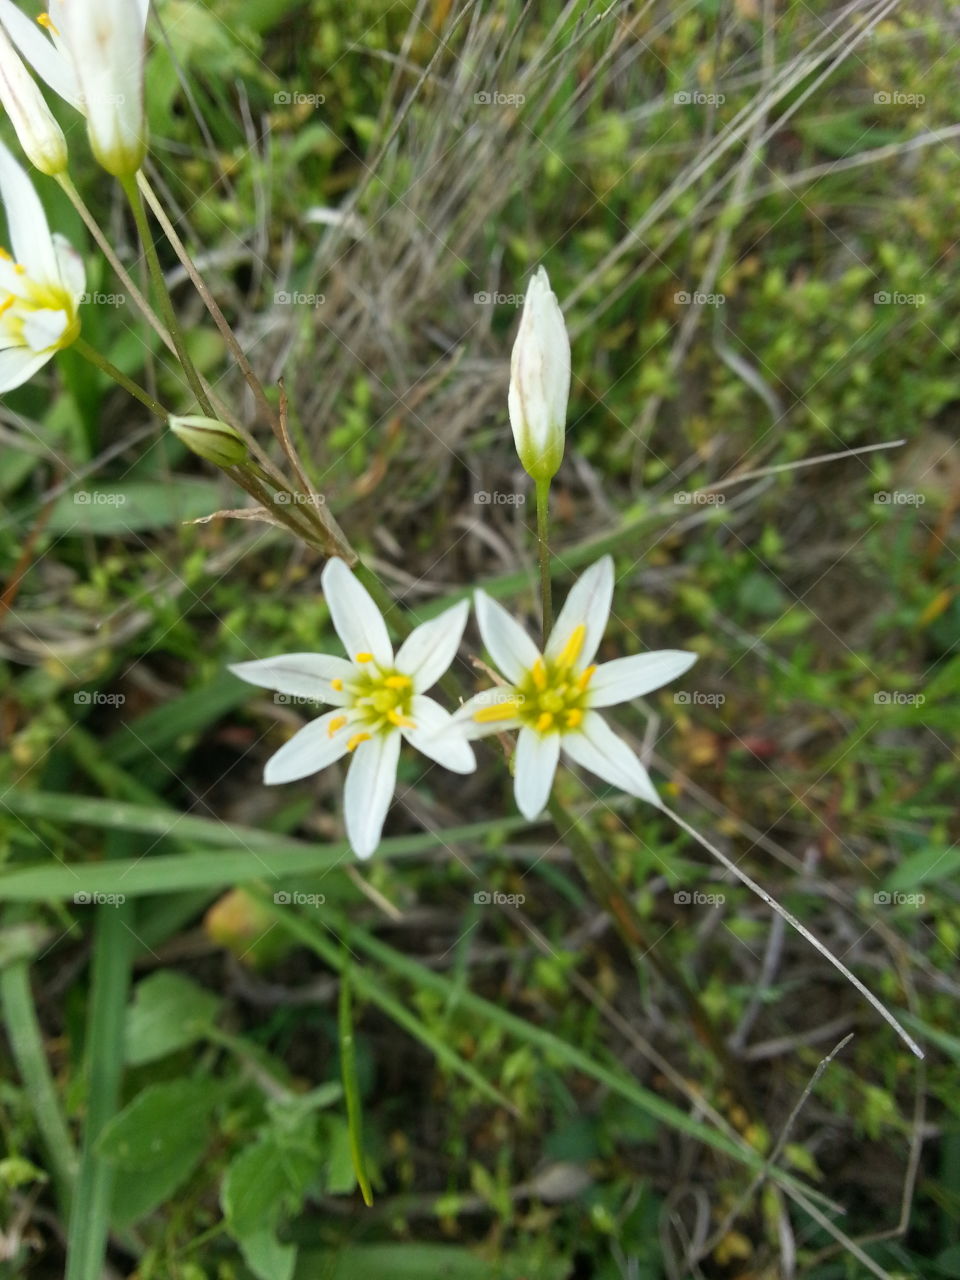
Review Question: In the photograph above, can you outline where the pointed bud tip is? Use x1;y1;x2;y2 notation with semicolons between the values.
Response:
170;415;248;468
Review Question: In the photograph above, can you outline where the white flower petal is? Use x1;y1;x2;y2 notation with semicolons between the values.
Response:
20;307;68;353
561;710;661;807
321;557;393;667
61;0;146;176
514;725;560;820
53;232;85;299
0;138;57;282
403;694;476;773
450;687;524;739
395;599;468;692
0;0;80;107
0;345;52;391
545;556;613;670
475;589;541;684
344;730;401;859
229;653;353;705
263;708;355;785
587;650;698;708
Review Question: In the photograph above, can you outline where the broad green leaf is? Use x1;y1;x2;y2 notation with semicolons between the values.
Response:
48;479;225;534
222;1136;316;1238
238;1228;297;1280
124;972;221;1065
886;845;960;891
110;1138;208;1229
97;1080;217;1171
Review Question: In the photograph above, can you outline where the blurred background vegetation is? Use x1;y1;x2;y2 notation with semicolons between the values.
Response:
0;0;958;1276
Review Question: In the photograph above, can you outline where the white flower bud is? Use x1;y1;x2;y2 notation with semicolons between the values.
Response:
0;25;67;175
508;266;570;483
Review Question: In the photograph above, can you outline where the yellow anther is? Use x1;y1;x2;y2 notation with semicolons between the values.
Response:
37;12;59;36
327;715;347;737
530;658;547;690
565;708;583;729
383;674;411;690
13;263;25;276
0;248;10;262
330;678;344;691
0;295;14;317
535;712;554;733
346;732;372;752
577;664;597;690
473;696;522;724
354;651;373;663
555;623;586;670
387;709;416;729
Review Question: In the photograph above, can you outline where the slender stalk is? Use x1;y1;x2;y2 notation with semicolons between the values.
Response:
547;794;756;1111
0;955;78;1215
74;337;170;419
534;478;553;646
119;173;213;416
65;899;136;1280
338;961;374;1206
660;802;924;1059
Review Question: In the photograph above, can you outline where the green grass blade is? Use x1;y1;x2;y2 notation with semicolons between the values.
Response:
338;961;374;1207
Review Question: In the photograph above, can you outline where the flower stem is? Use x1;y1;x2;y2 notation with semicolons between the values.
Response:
73;337;171;419
119;173;214;416
535;477;553;646
547;793;756;1112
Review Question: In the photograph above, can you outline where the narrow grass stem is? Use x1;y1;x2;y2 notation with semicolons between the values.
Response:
120;173;214;416
535;477;552;646
73;338;170;420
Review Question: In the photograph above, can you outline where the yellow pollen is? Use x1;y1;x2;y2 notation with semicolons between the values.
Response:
577;664;597;690
0;295;14;317
530;658;547;690
387;709;416;729
354;651;373;663
37;12;59;35
535;711;554;733
565;708;583;729
473;697;522;724
556;624;586;670
0;248;10;262
346;732;371;752
14;263;25;276
327;715;347;737
383;674;411;690
330;678;344;691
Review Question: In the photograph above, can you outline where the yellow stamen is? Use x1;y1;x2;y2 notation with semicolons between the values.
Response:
354;651;373;663
0;295;14;317
565;708;583;729
346;732;372;752
13;264;24;276
530;658;547;690
556;623;586;670
535;711;554;733
383;674;411;690
0;248;11;262
327;715;347;737
473;697;522;724
387;709;416;729
330;678;344;691
577;664;597;690
37;12;59;36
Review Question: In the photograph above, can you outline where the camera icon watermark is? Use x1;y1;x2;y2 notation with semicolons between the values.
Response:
79;291;126;307
674;889;726;906
273;890;326;907
473;291;525;306
873;890;925;906
74;691;125;707
74;491;127;506
473;889;525;906
674;490;725;505
873;691;925;706
273;492;326;506
674;290;725;307
73;890;127;905
473;90;525;106
274;90;325;106
873;490;925;506
273;290;325;308
674;691;725;706
873;291;925;307
674;90;725;106
873;90;924;106
474;490;526;505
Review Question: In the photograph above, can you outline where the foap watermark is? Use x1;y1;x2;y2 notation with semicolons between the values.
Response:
79;291;126;307
674;90;725;106
874;691;925;706
274;290;325;308
873;291;925;307
273;890;326;907
74;890;126;906
873;90;925;107
75;491;126;506
74;691;125;707
674;889;726;907
674;691;725;706
674;490;725;505
474;490;525;505
674;290;725;307
874;490;925;506
474;889;525;906
274;90;325;107
274;693;323;706
474;291;525;306
874;890;925;907
273;492;326;506
474;90;525;106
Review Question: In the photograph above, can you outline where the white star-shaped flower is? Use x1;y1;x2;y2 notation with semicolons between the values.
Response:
230;558;475;859
454;555;697;819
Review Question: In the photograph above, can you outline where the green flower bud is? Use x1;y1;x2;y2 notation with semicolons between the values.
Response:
170;415;248;468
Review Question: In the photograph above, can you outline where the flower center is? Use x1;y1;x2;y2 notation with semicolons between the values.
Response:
0;248;79;353
473;624;596;736
328;657;416;746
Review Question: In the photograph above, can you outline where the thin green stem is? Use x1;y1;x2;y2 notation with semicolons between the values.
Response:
535;477;552;645
119;173;213;416
0;952;78;1214
73;337;170;420
65;899;136;1280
